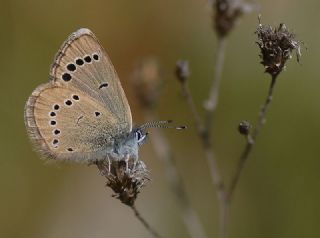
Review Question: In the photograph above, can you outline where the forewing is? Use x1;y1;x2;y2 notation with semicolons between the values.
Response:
24;28;132;161
50;28;132;133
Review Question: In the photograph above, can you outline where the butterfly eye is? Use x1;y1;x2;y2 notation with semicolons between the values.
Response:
135;130;144;142
135;130;147;146
137;131;142;140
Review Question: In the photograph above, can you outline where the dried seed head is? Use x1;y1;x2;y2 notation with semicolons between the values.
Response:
255;17;301;77
238;120;251;135
175;60;190;83
131;58;161;109
213;0;257;37
96;158;150;206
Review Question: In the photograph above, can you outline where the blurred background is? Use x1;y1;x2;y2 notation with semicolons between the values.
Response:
2;0;320;237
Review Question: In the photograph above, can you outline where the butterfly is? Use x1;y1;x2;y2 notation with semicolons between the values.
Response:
24;28;183;163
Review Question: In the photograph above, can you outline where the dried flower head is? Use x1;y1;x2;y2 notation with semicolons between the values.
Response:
256;18;301;77
95;158;150;206
175;60;190;83
238;120;251;135
213;0;257;37
131;58;161;110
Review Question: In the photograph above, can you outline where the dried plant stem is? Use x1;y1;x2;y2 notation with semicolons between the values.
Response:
181;83;224;193
181;81;227;238
205;37;227;133
179;37;229;238
145;111;207;238
130;205;162;238
252;75;277;139
181;83;204;134
204;36;228;238
227;75;278;202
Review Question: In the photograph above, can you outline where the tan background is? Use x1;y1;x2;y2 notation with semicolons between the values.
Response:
1;0;320;237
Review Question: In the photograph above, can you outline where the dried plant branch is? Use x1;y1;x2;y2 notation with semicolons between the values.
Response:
205;2;257;237
181;80;204;135
206;0;257;134
204;36;227;135
145;111;207;238
227;19;302;202
132;59;207;238
178;68;224;196
95;159;162;238
227;75;277;202
213;0;257;38
131;205;163;238
176;0;256;233
253;76;277;139
176;61;227;238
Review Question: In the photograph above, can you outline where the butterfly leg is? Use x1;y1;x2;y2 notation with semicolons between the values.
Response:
132;159;136;171
125;155;130;173
132;156;139;171
107;155;111;175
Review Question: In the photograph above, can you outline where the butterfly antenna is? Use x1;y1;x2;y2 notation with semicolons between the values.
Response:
140;120;186;130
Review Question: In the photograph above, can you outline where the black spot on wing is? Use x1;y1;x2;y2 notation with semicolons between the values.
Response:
99;83;109;89
67;63;76;71
62;73;72;82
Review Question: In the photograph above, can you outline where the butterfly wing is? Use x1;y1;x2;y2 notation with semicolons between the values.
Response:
24;28;132;161
50;28;132;131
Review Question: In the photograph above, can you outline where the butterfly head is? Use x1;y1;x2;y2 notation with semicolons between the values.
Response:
129;120;185;147
136;120;186;142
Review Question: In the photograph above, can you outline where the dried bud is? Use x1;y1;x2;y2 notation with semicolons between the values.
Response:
238;120;251;135
131;58;161;109
213;0;257;37
256;18;301;77
175;60;190;83
96;158;150;206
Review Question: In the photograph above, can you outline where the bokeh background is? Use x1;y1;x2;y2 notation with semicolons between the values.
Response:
2;0;320;237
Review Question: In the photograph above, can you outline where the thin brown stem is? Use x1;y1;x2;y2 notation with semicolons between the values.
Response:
178;33;228;238
205;37;227;134
219;201;229;238
181;83;204;135
180;81;226;238
145;111;207;238
130;205;162;238
181;82;224;195
227;134;253;202
252;75;277;140
204;36;228;238
227;75;278;202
